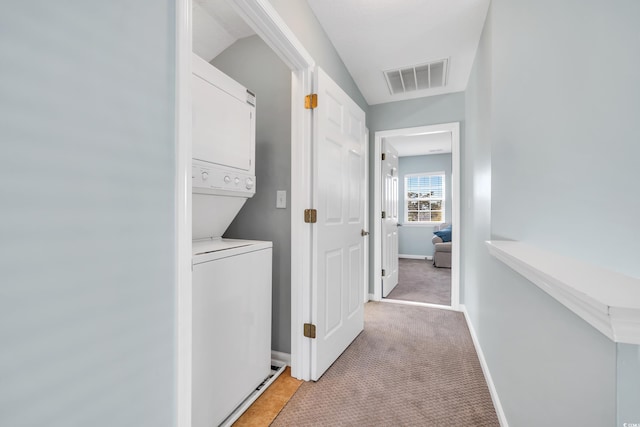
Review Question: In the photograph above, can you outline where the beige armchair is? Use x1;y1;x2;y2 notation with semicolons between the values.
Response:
432;223;452;268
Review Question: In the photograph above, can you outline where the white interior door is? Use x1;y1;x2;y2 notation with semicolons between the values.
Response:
312;67;366;380
381;141;399;297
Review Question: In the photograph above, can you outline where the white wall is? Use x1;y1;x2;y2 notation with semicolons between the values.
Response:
0;2;177;426
464;0;640;425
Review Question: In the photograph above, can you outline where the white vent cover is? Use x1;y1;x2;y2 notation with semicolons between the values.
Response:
384;59;448;95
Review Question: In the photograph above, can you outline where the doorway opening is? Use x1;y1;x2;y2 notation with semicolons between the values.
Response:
175;0;317;422
372;123;460;310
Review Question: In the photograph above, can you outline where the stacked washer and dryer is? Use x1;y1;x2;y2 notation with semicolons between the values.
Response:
190;54;273;427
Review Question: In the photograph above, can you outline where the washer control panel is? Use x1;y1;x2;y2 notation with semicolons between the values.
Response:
193;164;256;195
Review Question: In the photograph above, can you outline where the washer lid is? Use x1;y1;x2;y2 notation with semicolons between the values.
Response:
192;238;273;264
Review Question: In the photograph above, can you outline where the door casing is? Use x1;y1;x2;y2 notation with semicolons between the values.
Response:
175;1;319;424
372;123;461;309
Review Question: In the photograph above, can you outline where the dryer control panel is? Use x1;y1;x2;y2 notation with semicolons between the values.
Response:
192;163;256;196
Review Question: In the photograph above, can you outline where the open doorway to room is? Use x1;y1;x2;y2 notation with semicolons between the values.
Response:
373;123;460;309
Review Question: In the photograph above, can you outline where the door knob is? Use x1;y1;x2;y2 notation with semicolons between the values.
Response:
361;229;370;236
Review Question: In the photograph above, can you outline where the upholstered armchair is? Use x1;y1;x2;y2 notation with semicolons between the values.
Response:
431;223;452;268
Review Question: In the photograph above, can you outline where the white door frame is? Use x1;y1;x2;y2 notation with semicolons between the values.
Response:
372;123;461;310
175;0;316;424
175;1;193;426
363;128;370;303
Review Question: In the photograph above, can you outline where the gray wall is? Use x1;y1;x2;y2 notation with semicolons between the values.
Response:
368;94;465;292
0;2;177;426
397;154;452;257
369;93;465;133
212;36;292;354
464;1;640;425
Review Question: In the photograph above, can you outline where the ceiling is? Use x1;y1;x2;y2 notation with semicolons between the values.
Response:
307;0;490;105
192;0;254;62
386;132;452;157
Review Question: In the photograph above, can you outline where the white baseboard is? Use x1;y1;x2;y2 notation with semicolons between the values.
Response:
399;254;433;260
271;350;291;366
460;305;509;427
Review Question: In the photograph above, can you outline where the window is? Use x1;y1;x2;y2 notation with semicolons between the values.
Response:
405;173;445;223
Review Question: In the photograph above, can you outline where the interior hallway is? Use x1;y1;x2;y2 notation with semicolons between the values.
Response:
262;302;498;426
387;258;452;306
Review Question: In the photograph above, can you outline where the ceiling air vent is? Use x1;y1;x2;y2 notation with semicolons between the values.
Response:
384;59;448;95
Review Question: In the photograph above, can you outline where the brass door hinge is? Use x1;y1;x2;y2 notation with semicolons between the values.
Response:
381;211;386;219
305;94;318;109
381;153;386;161
303;323;316;339
304;208;317;223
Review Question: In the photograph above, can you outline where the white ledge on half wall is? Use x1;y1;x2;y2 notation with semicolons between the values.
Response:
486;240;640;345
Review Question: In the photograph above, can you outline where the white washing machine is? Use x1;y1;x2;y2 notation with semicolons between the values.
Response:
191;53;272;427
191;239;272;427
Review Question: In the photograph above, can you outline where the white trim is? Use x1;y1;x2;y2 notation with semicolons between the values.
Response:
290;68;313;381
224;0;315;381
460;305;509;427
223;0;315;382
486;240;640;345
398;254;432;260
382;298;460;312
373;122;460;309
363;128;370;304
450;122;460;310
373;136;382;302
271;350;292;366
228;0;314;70
404;171;446;177
175;1;192;426
368;293;375;302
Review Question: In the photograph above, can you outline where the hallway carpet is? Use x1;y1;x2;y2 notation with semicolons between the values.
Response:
272;302;499;426
386;258;451;305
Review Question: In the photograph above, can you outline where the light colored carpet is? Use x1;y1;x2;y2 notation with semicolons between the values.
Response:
272;302;499;426
386;258;451;305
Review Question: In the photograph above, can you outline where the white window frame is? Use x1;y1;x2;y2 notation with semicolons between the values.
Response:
404;171;446;224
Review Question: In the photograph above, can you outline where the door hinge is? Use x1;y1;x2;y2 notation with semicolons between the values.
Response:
381;153;386;161
381;211;386;219
304;208;317;223
382;269;386;276
305;93;318;109
303;323;316;339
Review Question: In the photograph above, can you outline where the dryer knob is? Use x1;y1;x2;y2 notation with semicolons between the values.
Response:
234;177;240;185
224;176;231;184
201;171;209;181
245;178;254;190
